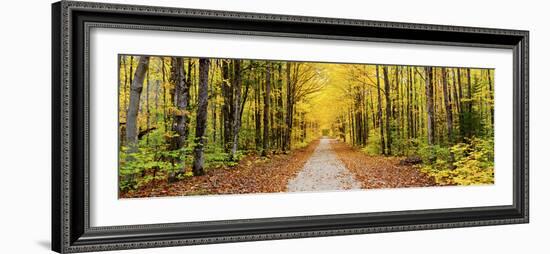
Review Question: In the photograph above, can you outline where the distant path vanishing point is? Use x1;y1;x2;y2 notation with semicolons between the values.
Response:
287;138;361;192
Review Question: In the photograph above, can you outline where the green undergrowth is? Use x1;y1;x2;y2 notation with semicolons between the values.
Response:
419;137;494;185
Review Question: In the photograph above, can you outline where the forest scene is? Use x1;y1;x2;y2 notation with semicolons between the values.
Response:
118;55;495;198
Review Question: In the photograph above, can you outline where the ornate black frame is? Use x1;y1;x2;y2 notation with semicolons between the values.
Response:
52;1;529;253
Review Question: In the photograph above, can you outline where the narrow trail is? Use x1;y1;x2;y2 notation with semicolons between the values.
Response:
287;138;361;192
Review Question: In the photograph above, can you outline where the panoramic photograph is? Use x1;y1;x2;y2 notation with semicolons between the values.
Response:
118;55;495;198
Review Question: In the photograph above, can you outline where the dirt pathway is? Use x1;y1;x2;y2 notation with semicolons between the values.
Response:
287;138;361;192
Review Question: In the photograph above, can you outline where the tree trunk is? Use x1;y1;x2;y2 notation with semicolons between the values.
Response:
397;66;407;143
145;67;150;145
301;112;307;142
262;63;271;156
412;69;418;138
349;106;355;146
119;56;128;147
284;62;293;152
128;56;134;116
407;67;413;139
121;56;128;123
230;60;242;161
369;89;376;129
467;68;473;115
192;58;210;176
162;57;168;132
255;71;262;150
212;84;217;144
363;90;370;144
221;60;233;152
382;66;392;155
277;64;284;150
126;56;149;153
168;57;190;181
455;68;464;138
442;68;456;165
376;65;385;155
487;69;494;127
425;66;435;146
155;79;160;123
442;68;453;142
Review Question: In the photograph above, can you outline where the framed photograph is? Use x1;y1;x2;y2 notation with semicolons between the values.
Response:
52;1;529;253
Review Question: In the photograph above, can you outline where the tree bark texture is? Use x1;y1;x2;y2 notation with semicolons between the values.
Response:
192;58;210;176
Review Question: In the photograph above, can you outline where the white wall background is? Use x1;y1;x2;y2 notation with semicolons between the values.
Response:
0;0;546;253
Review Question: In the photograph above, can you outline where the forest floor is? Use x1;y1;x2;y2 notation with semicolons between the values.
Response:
287;138;361;192
121;138;438;199
331;140;437;189
120;140;318;198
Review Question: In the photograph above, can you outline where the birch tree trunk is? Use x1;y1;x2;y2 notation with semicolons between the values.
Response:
126;56;149;153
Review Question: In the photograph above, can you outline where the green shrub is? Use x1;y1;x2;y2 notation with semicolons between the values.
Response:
119;129;254;192
400;138;422;157
119;129;184;191
361;130;381;155
417;143;451;164
203;146;234;168
420;137;494;185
